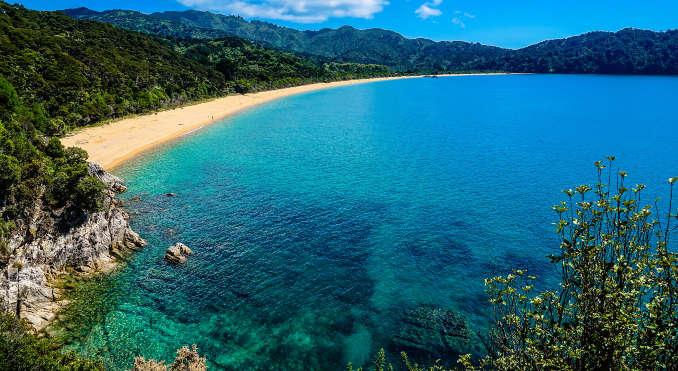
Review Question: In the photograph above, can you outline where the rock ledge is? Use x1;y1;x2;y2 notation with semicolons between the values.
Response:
0;163;146;331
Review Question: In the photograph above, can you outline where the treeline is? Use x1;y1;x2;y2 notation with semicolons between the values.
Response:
465;28;678;74
64;8;678;75
63;8;509;72
60;8;234;40
149;36;391;94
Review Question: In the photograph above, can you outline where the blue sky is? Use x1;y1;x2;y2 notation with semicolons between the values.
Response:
17;0;678;49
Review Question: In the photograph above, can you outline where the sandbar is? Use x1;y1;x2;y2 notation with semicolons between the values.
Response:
61;74;509;170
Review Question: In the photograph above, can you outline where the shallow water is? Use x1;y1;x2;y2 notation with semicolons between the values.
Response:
58;75;678;370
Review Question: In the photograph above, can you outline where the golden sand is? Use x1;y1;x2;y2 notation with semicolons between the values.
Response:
61;74;509;170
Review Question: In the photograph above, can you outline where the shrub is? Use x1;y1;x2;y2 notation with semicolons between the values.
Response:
45;118;67;137
234;80;251;94
45;137;65;159
459;158;678;370
0;75;19;119
0;154;21;196
64;147;89;164
73;176;106;213
128;345;207;371
0;309;103;371
363;160;678;371
0;220;14;241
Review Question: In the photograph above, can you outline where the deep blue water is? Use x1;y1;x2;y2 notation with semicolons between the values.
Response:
59;75;678;370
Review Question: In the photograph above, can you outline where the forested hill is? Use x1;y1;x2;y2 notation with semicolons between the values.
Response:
62;8;509;72
466;28;678;74
0;2;229;130
61;7;234;40
64;7;678;75
0;2;390;130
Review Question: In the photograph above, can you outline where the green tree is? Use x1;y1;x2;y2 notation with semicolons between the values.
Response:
73;176;106;213
45;118;67;137
11;261;23;317
0;75;19;119
0;154;21;197
0;309;102;371
460;158;678;370
45;137;66;159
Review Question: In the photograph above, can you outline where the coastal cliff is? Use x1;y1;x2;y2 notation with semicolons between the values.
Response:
0;163;145;331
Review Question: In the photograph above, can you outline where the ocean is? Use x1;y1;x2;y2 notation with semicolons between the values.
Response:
57;74;678;370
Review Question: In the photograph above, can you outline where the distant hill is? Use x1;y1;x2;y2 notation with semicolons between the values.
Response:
62;8;234;40
62;8;509;72
466;28;678;75
63;8;678;75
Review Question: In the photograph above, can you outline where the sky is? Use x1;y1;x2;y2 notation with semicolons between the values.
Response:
16;0;678;49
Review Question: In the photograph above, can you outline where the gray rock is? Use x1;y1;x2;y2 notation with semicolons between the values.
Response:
87;162;122;185
0;164;146;331
164;243;193;264
110;183;128;194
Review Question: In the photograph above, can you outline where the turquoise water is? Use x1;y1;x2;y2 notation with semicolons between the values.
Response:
60;75;678;370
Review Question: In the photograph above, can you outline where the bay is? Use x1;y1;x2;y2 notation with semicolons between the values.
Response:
58;75;678;370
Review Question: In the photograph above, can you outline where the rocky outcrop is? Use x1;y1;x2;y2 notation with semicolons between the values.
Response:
0;164;146;331
88;162;123;185
163;243;193;264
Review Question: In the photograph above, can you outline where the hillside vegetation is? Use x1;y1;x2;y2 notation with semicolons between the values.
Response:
148;35;390;94
62;8;509;72
61;7;234;40
64;8;678;75
0;2;229;129
0;309;102;371
0;2;391;131
467;28;678;74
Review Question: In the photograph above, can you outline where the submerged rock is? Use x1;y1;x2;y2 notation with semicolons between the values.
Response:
164;243;193;264
390;306;484;363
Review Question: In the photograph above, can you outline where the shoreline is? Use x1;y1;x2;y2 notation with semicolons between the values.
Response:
61;73;510;171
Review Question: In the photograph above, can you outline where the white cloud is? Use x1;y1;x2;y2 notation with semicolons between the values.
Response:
451;10;474;27
176;0;389;23
415;0;442;20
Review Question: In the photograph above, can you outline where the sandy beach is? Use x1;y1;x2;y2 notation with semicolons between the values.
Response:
61;74;506;170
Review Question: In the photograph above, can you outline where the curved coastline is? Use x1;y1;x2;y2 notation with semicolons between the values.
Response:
61;74;510;171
